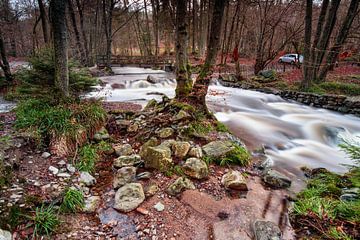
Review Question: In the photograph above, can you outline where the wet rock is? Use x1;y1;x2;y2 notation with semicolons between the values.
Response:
113;167;137;189
157;127;174;138
183;158;208;179
172;141;191;158
42;152;51;158
143;146;172;170
154;202;165;212
139;137;158;158
114;183;145;212
253;220;281;240
136;172;152;180
0;229;12;240
83;196;101;213
113;154;142;168
340;193;358;202
188;147;203;158
202;140;235;158
262;169;291;189
114;143;133;157
146;75;159;84
79;172;96;187
93;127;110;141
48;166;59;175
221;170;248;191
166;177;195;196
173;110;190;121
144;183;159;197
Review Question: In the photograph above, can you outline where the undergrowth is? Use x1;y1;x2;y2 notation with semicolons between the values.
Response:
77;143;99;172
306;82;360;96
60;188;84;213
203;143;250;167
28;204;59;237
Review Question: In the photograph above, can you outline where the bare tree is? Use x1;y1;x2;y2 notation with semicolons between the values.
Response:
0;30;13;82
302;0;312;89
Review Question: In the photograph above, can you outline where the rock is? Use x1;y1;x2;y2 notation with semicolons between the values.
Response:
262;169;291;189
202;140;235;158
173;110;190;121
114;144;133;157
0;229;12;240
83;196;101;213
57;160;66;165
221;170;248;191
42;152;51;158
183;158;208;179
188;147;203;158
143;145;172;171
146;75;159;84
157;128;174;138
144;183;159;197
114;183;145;212
79;172;96;187
136;207;149;215
340;193;358;202
159;139;176;148
66;164;76;173
57;173;71;178
253;220;281;240
136;172;152;180
154;202;165;212
116;120;131;128
127;123;139;133
113;154;142;168
172;141;191;158
166;177;195;196
48;166;59;175
139;137;158;159
113;167;137;189
93;127;110;141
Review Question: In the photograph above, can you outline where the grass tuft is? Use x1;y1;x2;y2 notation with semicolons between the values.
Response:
77;144;99;173
30;204;59;237
60;188;84;213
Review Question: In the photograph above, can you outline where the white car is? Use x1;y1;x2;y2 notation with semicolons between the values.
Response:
278;54;303;64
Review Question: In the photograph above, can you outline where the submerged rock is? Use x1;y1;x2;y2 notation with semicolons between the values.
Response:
83;196;101;213
166;177;195;196
253;220;281;240
202;140;235;158
262;169;291;189
0;229;12;240
221;170;248;191
113;154;142;168
172;141;191;158
79;172;96;187
114;183;145;212
143;145;172;170
183;158;208;179
113;167;137;189
157;127;174;138
114;143;133;157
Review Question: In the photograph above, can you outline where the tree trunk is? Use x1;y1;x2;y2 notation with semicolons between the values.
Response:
151;0;160;57
301;0;313;90
50;0;69;96
318;0;360;81
37;0;49;44
220;1;229;64
75;0;91;65
0;30;13;82
68;0;86;65
102;0;114;69
189;0;227;112
175;0;192;99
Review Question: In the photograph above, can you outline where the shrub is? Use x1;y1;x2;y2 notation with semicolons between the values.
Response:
77;144;98;172
60;188;84;213
30;205;59;237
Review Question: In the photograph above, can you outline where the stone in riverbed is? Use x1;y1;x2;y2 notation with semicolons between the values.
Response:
202;140;235;158
79;172;96;187
183;158;208;179
157;127;174;138
144;183;159;197
93;127;110;141
83;196;101;213
143;145;172;170
0;229;12;240
172;141;191;158
114;143;133;157
113;167;137;189
166;177;195;196
188;147;203;158
221;170;248;191
253;220;281;240
113;154;142;168
262;169;291;189
139;137;158;158
114;183;145;212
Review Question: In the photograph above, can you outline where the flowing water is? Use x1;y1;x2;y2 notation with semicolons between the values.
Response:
87;67;360;191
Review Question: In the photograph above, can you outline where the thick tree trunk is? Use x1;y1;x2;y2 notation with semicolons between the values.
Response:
50;0;69;96
175;0;192;99
75;0;91;65
68;0;86;65
0;31;13;82
151;0;160;57
189;0;227;112
37;0;49;44
301;0;313;90
318;0;360;81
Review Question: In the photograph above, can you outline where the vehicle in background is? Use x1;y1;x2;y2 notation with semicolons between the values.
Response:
278;54;303;64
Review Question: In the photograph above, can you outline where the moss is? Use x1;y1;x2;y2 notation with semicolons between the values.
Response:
216;144;251;166
215;122;229;132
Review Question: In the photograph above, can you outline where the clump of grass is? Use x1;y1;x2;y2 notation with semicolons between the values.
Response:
29;204;59;237
215;122;229;132
60;188;84;213
328;227;354;240
217;144;251;166
96;140;113;154
77;144;98;173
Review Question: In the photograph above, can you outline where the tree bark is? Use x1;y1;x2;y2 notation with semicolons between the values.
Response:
175;0;192;99
50;0;69;96
0;30;13;82
102;0;114;69
301;0;313;90
37;0;49;44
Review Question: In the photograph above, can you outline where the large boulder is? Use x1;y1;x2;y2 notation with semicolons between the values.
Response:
114;143;133;157
114;183;145;212
262;169;291;189
172;141;191;158
202;140;235;158
0;229;12;240
113;154;142;168
143;145;172;170
221;170;248;191
157;127;174;138
183;158;209;179
253;220;281;240
113;167;137;189
166;177;195;196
